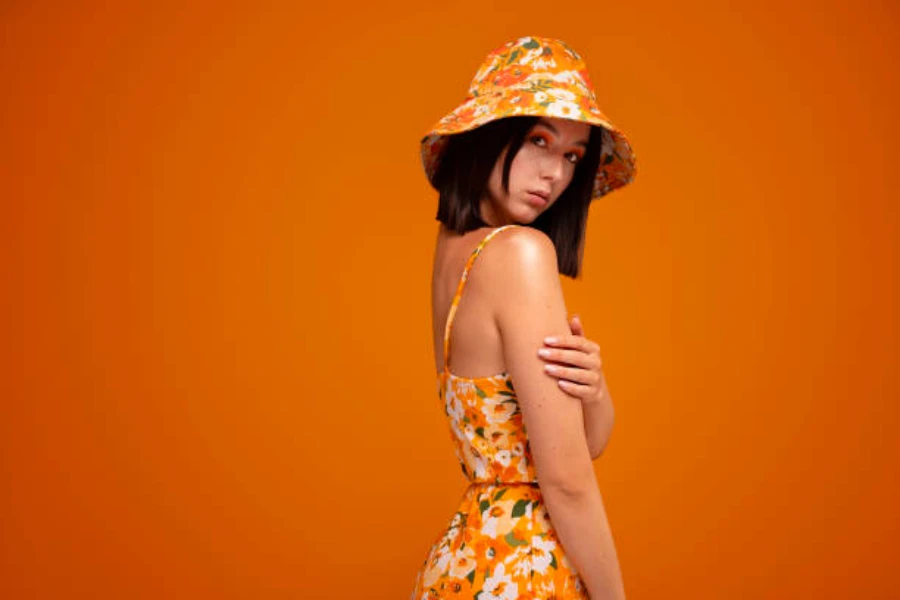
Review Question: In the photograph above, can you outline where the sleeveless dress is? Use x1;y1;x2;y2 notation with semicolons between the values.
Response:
411;225;589;599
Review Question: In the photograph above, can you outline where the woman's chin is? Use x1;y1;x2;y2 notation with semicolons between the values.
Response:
513;205;541;224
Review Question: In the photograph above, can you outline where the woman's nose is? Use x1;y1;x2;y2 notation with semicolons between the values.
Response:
540;156;565;181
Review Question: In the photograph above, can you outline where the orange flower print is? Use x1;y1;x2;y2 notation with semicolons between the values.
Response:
492;68;528;87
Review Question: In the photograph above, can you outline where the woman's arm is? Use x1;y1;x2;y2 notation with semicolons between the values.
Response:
583;388;614;460
539;316;616;460
484;228;626;600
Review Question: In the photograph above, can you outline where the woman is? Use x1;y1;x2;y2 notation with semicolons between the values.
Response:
413;36;637;599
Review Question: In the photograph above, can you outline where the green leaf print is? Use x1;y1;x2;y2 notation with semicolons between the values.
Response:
476;386;486;399
475;427;485;438
550;552;558;569
493;488;508;501
523;39;540;50
507;49;521;64
504;531;528;546
466;569;476;584
511;499;529;518
479;499;490;514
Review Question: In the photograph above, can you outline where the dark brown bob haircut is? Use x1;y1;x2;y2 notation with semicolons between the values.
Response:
431;116;605;279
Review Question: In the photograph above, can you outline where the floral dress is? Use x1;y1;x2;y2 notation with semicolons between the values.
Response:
411;225;589;599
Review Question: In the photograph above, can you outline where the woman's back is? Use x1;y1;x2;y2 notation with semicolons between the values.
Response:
431;224;509;380
414;223;592;598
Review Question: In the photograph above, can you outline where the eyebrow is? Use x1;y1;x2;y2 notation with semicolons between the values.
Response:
536;118;590;149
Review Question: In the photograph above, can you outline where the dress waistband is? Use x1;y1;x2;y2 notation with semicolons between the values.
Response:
467;480;539;487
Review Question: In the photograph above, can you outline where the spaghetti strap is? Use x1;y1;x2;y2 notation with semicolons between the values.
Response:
442;224;521;373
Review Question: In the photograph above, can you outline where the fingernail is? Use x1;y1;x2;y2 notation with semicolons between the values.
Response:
544;337;557;344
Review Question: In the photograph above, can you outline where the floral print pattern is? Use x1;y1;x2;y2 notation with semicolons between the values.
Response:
420;36;637;201
411;225;589;599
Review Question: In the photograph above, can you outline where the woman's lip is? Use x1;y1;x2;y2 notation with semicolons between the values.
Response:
527;192;549;207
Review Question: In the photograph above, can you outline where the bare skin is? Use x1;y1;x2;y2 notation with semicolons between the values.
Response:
432;117;615;459
431;117;626;599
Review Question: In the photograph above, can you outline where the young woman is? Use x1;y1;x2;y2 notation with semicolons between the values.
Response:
412;36;637;599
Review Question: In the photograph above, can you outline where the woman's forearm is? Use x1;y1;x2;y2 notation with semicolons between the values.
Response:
583;379;615;459
542;480;626;599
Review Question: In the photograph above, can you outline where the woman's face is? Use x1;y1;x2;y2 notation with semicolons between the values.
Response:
480;117;591;226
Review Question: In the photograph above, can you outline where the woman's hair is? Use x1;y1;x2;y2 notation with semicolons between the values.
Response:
432;116;605;279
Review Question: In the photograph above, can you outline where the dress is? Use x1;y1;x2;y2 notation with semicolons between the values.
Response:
411;224;589;599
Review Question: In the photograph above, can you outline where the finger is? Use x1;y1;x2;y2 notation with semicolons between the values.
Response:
537;347;597;370
544;334;595;354
543;362;598;386
569;314;585;337
556;378;593;399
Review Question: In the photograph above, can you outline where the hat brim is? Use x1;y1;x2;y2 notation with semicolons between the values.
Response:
421;91;636;200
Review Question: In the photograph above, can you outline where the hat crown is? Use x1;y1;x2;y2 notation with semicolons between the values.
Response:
467;36;597;102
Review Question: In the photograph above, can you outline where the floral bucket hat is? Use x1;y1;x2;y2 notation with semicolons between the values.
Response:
420;36;637;200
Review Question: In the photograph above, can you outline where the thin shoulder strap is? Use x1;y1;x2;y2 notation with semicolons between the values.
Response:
442;224;521;373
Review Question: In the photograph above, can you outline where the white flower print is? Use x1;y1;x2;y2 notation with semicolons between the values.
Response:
517;458;529;478
473;103;492;117
540;70;580;85
464;444;488;478
446;391;464;422
505;546;531;578
448;545;477;579
531;57;557;70
481;562;519;600
517;47;544;66
549;88;576;102
545;99;581;119
534;579;557;597
421;549;452;587
531;535;557;574
481;397;516;425
480;498;517;538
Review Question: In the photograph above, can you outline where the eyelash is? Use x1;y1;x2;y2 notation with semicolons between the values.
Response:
529;134;583;164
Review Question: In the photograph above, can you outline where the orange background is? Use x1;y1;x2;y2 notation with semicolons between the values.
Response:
3;1;898;598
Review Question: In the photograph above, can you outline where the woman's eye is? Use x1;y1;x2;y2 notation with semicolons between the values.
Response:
530;135;548;147
566;152;581;164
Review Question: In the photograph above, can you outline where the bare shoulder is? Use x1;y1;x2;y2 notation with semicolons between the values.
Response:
479;226;560;289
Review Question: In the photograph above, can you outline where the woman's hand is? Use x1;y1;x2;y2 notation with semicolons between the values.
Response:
537;314;608;405
538;314;615;459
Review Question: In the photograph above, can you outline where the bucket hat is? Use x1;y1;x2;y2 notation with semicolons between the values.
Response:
420;36;636;200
